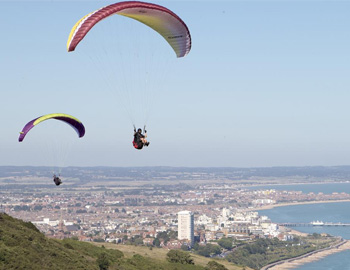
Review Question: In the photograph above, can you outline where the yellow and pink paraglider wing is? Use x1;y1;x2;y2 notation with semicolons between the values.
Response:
67;1;191;58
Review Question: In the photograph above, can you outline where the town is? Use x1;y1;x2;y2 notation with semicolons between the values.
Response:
1;166;350;249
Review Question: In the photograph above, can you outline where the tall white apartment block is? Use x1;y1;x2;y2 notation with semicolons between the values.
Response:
178;210;194;245
222;207;231;218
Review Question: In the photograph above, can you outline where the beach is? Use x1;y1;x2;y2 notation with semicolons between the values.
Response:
282;227;308;237
262;239;350;270
250;199;350;211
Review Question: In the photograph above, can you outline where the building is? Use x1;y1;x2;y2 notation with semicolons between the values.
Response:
222;207;231;218
178;210;194;246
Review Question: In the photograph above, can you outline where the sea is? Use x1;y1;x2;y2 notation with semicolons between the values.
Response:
254;183;350;270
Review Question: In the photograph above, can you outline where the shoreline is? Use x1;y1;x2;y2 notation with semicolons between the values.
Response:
251;200;350;269
261;239;350;270
248;199;350;211
244;181;350;188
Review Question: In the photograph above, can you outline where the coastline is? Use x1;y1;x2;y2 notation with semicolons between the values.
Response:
261;239;350;270
249;199;350;211
244;181;350;188
251;200;350;269
281;227;308;237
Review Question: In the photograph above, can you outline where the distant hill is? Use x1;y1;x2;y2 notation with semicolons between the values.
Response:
2;165;350;182
0;213;232;270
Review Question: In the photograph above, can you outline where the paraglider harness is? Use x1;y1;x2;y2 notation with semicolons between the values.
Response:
133;140;143;150
53;174;62;186
133;125;146;150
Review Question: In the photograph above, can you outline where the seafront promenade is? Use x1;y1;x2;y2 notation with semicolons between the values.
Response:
261;239;350;270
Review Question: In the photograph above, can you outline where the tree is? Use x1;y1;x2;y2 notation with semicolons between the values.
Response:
134;237;144;245
198;247;211;257
205;261;228;270
93;238;105;243
166;250;194;265
153;238;160;247
197;244;221;257
218;238;233;250
181;244;189;251
97;253;110;270
168;230;178;239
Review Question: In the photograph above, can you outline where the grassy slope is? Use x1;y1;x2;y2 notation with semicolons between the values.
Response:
0;213;123;270
95;243;245;270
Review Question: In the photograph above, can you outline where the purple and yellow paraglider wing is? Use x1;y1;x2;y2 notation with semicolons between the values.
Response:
67;1;191;58
18;113;85;142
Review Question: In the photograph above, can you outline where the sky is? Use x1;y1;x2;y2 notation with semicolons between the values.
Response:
1;0;350;168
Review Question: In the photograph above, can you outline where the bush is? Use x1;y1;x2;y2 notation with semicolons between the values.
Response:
166;250;194;265
218;238;233;250
205;261;228;270
97;253;110;270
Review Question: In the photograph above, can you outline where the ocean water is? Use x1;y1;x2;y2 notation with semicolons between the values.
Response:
257;183;350;270
296;250;350;270
259;202;350;239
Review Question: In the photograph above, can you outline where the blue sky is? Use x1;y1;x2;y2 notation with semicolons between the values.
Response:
1;0;350;167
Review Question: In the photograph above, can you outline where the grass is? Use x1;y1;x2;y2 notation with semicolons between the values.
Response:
94;243;247;270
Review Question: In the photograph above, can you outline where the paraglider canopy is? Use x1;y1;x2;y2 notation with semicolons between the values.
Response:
18;113;85;142
67;1;192;58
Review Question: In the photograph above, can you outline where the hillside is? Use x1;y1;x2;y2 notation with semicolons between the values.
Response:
0;213;123;270
0;213;239;270
95;243;244;270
